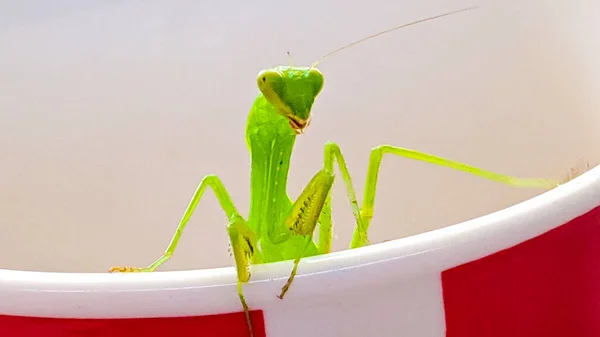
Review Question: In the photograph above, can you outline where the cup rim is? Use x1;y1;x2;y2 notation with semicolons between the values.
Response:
1;166;598;318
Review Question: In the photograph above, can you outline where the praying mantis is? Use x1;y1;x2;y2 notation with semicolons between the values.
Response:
109;6;561;336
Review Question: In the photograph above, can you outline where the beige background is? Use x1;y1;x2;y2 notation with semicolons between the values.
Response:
1;0;599;273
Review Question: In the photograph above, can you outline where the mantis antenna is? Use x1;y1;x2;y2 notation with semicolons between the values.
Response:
309;6;478;69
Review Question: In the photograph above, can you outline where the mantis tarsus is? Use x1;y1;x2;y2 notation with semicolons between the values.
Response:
109;6;561;336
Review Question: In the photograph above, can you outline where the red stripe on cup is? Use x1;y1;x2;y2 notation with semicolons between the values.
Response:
442;205;600;337
0;310;265;337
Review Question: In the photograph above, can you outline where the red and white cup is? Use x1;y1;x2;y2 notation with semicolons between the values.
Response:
1;1;599;336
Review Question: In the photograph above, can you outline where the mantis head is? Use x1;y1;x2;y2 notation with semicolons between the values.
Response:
257;66;324;134
255;7;476;135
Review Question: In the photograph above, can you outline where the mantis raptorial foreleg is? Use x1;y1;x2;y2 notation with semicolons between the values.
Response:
277;169;334;299
109;174;260;337
228;214;260;337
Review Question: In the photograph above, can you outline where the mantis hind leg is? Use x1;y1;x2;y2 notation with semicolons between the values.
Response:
109;174;260;337
320;142;562;249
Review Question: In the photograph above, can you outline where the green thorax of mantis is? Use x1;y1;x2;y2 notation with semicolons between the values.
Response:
246;65;329;263
109;7;561;337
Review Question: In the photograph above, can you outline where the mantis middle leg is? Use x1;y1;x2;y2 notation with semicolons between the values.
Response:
319;142;561;249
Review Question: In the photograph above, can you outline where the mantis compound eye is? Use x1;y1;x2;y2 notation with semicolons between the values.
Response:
306;68;324;96
257;69;284;95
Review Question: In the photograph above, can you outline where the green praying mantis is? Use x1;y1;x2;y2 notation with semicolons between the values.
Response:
109;6;562;336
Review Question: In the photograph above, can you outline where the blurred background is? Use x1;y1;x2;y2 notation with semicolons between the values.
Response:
1;0;599;272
